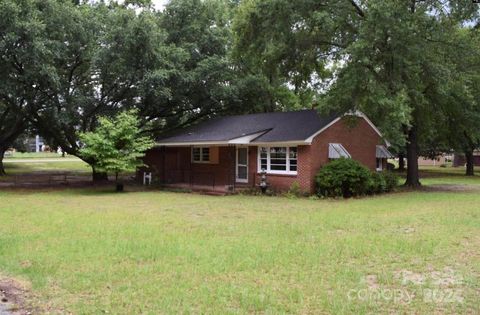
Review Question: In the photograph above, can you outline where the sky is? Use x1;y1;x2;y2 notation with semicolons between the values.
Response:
104;0;169;10
152;0;169;10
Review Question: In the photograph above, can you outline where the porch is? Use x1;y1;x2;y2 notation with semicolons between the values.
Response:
141;145;259;193
159;169;261;193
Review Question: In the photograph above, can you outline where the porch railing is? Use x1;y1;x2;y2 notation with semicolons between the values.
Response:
163;170;220;191
160;170;259;192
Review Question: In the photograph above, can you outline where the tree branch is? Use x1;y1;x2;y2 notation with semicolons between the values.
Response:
349;0;365;18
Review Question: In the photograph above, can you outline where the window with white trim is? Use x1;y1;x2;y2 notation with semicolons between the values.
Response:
258;146;297;174
376;158;383;171
192;147;210;163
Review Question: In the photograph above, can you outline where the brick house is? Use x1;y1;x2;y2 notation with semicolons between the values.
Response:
142;110;392;194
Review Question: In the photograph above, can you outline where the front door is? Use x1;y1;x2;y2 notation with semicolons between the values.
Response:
236;147;248;183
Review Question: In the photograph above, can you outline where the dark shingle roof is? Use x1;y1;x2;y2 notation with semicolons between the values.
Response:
157;110;339;144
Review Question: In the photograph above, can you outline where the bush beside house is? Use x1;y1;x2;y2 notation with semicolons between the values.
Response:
315;158;398;198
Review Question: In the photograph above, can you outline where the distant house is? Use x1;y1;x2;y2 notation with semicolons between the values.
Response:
453;150;480;167
417;154;452;166
142;110;392;193
27;135;45;153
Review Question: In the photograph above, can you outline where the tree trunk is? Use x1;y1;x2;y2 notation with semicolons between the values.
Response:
463;131;476;177
92;167;108;182
115;172;124;192
398;152;405;171
0;147;6;176
465;149;474;176
405;126;421;187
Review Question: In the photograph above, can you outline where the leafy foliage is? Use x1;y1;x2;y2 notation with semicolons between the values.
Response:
0;0;44;174
0;102;26;175
369;171;387;194
369;171;399;194
315;158;373;198
316;159;398;198
78;110;154;179
27;1;178;160
284;181;304;198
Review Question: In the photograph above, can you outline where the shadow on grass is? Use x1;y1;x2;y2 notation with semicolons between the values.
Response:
0;185;148;196
393;166;479;181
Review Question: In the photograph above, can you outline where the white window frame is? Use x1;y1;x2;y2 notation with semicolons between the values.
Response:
376;158;383;172
236;146;249;183
191;146;210;163
257;146;298;175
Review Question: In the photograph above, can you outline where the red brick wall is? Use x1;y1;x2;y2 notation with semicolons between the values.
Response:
247;146;258;186
141;146;235;188
303;116;383;193
188;146;235;187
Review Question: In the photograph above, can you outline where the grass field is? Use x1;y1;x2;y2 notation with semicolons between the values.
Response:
0;167;479;314
2;161;90;175
418;166;480;185
4;152;66;159
2;155;90;177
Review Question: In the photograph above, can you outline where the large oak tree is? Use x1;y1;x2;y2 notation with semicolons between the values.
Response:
1;0;179;179
0;0;54;175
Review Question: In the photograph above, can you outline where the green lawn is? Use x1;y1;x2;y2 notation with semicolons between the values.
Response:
4;152;67;159
0;170;479;313
2;161;90;175
418;166;480;185
2;157;90;178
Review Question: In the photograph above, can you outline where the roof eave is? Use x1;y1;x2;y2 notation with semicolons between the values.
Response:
155;139;311;147
251;140;310;146
155;141;230;147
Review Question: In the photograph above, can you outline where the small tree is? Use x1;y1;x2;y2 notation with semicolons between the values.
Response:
79;110;154;192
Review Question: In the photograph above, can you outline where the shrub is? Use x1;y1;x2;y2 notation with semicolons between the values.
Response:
382;171;399;192
369;171;399;194
315;159;400;198
238;186;276;196
369;171;387;194
315;158;373;198
284;181;303;198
